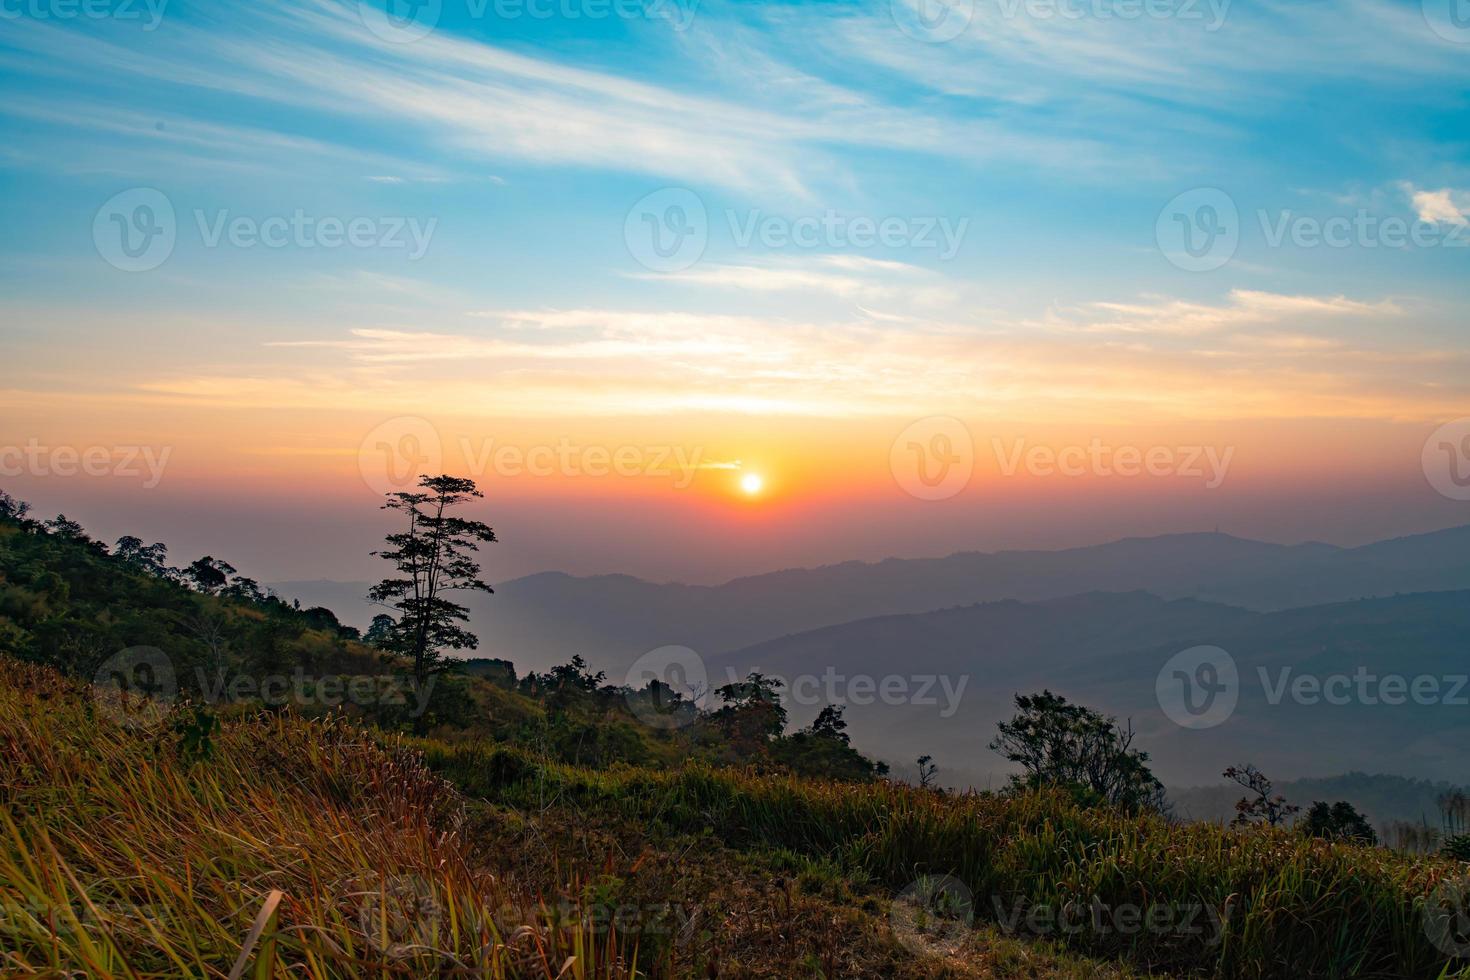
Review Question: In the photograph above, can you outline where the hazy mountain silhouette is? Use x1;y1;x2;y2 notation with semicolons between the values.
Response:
273;524;1470;678
1169;772;1468;830
712;589;1470;789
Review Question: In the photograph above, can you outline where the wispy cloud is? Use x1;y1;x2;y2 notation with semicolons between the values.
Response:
0;0;979;195
1033;290;1401;338
1403;184;1470;225
137;289;1465;423
628;254;958;303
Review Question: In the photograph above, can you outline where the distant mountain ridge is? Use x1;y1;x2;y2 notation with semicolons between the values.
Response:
273;523;1470;676
714;588;1470;787
1169;772;1469;831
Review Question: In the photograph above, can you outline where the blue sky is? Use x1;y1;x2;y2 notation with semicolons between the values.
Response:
1;0;1469;581
3;0;1466;317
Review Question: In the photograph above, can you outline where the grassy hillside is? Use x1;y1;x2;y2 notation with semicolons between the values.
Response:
424;741;1470;979
6;653;1470;978
5;496;1470;978
0;501;880;781
2;656;1171;978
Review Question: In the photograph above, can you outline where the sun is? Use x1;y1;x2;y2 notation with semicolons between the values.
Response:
740;472;764;496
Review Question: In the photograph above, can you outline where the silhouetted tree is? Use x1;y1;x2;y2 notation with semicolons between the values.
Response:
991;690;1166;813
917;754;938;790
0;490;30;521
536;655;607;716
44;515;86;540
1225;765;1299;827
223;576;264;603
1439;790;1469;837
364;614;396;649
714;672;786;750
114;536;170;577
808;704;850;744
1301;801;1377;845
183;556;237;595
368;475;496;685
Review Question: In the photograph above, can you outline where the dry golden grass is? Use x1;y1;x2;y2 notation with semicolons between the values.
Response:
0;658;639;978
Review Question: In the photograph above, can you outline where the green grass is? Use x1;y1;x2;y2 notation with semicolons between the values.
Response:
0;658;643;978
421;740;1470;979
6;655;1470;979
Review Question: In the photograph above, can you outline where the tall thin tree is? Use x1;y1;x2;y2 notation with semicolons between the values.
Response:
369;475;496;685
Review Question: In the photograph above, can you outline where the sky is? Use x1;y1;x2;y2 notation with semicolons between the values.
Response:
1;0;1469;585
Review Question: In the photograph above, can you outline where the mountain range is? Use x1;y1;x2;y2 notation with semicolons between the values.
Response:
273;524;1470;792
276;524;1470;672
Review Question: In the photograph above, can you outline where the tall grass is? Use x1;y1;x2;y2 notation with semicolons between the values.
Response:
7;653;1469;980
424;741;1470;979
0;659;642;978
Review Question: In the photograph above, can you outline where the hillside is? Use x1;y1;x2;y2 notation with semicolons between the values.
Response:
0;500;887;782
7;657;1470;978
7;496;1470;977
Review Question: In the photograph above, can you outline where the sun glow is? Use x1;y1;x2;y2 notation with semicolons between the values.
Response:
740;472;764;496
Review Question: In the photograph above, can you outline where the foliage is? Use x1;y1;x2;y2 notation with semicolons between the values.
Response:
1225;764;1301;828
0;494;891;783
712;671;787;751
1443;835;1470;861
0;659;646;978
171;704;219;762
1300;800;1378;845
5;492;1470;978
368;475;497;684
917;754;938;790
990;690;1167;814
425;737;1470;980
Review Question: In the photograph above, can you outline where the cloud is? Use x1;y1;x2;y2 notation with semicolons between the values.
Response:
0;0;979;195
627;254;957;303
126;287;1462;425
1404;185;1470;226
1040;290;1401;338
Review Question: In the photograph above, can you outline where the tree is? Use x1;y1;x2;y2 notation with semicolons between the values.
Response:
222;576;264;603
368;475;497;685
364;614;397;649
917;754;938;790
0;490;31;521
115;536;170;577
183;556;237;595
543;655;606;693
1300;800;1377;845
535;655;607;716
713;672;787;749
1225;765;1300;827
990;690;1166;813
808;704;850;744
44;515;87;540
